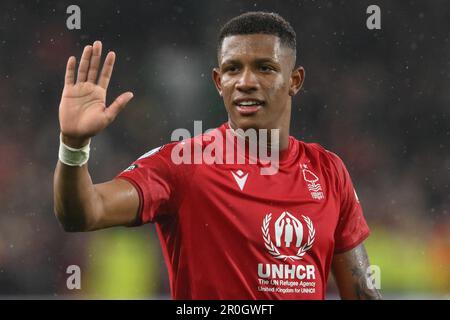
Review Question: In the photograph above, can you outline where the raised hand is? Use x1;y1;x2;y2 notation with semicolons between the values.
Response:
59;41;133;148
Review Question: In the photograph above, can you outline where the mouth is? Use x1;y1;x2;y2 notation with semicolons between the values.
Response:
233;99;265;115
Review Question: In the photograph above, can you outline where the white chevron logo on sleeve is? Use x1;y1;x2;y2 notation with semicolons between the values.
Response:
231;170;248;191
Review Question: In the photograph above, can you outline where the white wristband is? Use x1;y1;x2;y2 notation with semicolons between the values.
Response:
58;134;91;167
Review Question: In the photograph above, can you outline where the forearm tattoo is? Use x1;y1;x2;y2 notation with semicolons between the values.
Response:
350;246;382;300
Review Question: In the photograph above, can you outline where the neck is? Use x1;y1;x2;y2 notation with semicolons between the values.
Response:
227;120;290;151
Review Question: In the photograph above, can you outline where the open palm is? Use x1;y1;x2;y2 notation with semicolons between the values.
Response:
59;41;133;146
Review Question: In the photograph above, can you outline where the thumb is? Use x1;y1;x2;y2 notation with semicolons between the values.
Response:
105;92;134;122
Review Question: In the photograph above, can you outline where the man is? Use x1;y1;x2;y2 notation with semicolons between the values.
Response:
54;11;382;299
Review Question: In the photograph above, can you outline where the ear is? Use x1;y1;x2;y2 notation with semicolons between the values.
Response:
289;66;305;96
212;67;223;96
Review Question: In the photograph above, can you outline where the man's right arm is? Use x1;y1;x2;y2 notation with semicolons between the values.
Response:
54;159;140;232
53;41;137;232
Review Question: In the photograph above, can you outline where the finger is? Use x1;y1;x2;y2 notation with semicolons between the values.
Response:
98;51;116;89
87;41;102;83
65;56;76;86
105;92;134;122
76;45;93;83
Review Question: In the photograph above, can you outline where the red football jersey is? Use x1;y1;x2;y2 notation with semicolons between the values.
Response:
116;123;370;299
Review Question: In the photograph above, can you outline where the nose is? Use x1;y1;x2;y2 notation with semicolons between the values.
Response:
235;68;259;92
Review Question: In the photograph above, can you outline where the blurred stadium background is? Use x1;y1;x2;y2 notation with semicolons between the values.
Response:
0;0;448;299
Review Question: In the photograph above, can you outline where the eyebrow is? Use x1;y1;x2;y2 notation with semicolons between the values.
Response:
221;57;279;66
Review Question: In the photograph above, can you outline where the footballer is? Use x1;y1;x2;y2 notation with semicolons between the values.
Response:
54;12;382;300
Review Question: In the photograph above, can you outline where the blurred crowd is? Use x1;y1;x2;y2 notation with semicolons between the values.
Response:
0;0;448;298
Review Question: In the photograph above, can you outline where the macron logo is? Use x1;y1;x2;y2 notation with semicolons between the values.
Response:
231;170;248;191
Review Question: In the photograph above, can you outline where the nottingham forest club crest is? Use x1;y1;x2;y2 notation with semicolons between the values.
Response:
262;212;315;261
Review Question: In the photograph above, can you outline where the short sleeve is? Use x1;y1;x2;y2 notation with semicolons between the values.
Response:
115;144;177;225
328;151;370;253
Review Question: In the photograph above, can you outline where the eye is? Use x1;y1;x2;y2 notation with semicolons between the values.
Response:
224;65;239;73
260;65;275;72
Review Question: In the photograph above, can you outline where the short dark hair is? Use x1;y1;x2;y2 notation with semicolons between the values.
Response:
217;11;297;55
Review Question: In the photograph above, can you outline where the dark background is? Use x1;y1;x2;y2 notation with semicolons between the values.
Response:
0;0;448;298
